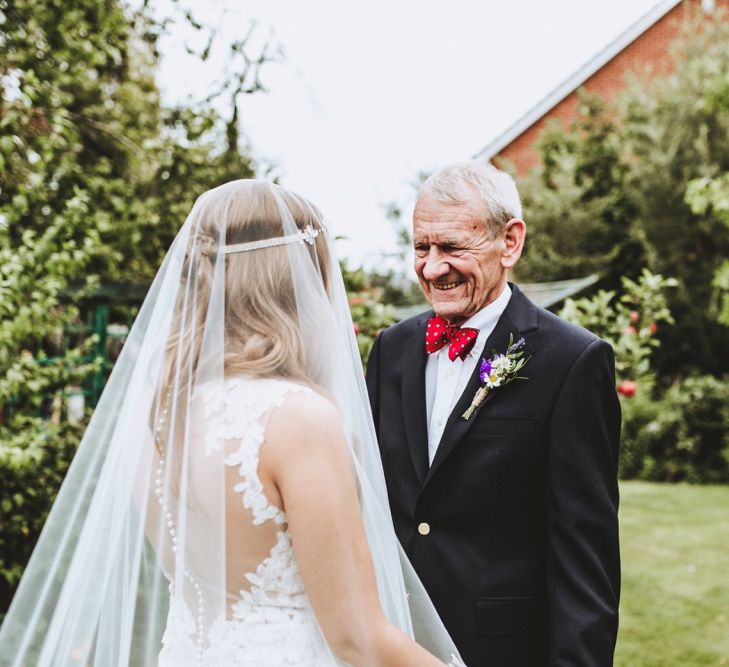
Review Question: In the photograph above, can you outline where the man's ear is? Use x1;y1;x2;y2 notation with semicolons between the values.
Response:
500;219;526;270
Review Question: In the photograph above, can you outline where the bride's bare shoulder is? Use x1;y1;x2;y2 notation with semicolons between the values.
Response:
265;385;345;453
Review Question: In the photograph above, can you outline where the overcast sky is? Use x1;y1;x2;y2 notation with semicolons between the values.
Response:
156;0;660;267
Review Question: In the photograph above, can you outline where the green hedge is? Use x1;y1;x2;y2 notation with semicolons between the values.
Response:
620;375;729;483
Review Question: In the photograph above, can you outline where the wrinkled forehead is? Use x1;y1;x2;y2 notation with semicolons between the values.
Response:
412;188;489;237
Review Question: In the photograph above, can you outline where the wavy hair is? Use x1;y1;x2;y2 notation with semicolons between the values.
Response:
153;180;330;452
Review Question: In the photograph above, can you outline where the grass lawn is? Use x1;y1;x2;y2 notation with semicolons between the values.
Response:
616;481;729;666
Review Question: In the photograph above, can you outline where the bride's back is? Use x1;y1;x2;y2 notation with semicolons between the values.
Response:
156;375;340;665
148;180;340;662
188;375;320;607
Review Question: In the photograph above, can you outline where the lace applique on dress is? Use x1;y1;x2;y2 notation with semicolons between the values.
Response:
201;376;312;525
158;377;334;666
234;530;310;614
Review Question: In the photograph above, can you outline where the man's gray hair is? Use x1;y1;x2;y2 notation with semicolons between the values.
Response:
418;161;523;237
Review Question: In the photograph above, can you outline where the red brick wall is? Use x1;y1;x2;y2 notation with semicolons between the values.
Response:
492;0;726;175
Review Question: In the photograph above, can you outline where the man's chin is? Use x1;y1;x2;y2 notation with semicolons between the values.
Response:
429;288;468;313
431;302;468;322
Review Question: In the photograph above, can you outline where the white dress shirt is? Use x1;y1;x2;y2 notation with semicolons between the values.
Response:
425;284;512;464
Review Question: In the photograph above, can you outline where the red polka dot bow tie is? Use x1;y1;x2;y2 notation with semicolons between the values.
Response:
425;315;480;361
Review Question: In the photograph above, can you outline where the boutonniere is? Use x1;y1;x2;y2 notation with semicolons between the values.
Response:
462;334;531;420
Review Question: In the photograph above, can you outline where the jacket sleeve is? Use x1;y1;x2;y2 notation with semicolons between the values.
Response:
365;333;382;438
546;338;621;666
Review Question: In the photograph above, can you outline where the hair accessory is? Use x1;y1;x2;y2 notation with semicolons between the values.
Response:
223;224;323;255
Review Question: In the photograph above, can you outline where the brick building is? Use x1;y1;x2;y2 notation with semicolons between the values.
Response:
475;0;726;175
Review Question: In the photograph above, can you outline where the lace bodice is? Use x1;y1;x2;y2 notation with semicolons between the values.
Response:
158;376;332;666
157;376;463;667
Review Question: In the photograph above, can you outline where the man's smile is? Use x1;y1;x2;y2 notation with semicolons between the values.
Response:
432;280;463;291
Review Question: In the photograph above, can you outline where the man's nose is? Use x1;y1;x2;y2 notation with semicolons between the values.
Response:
421;250;450;282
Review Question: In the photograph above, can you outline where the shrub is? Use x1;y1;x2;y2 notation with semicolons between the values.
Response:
559;269;677;383
340;262;399;365
0;416;88;611
620;376;729;483
560;270;729;483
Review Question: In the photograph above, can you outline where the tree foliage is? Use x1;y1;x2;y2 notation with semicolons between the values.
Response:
341;262;398;363
559;270;729;483
619;374;729;483
518;93;645;290
517;8;729;378
559;269;677;383
685;173;729;325
0;0;274;613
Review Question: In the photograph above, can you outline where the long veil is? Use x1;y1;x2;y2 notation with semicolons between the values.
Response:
0;180;459;666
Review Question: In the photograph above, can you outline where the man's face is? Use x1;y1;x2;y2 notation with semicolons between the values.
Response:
412;188;511;323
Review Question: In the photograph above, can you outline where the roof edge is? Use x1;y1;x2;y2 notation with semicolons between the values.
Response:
473;0;682;162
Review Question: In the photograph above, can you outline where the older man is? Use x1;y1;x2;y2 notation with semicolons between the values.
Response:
366;162;620;666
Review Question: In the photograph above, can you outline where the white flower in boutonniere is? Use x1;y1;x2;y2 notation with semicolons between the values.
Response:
462;334;531;420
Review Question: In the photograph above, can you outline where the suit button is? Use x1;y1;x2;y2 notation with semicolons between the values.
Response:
417;522;430;536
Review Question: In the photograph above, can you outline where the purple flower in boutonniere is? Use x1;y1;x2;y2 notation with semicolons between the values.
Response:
462;334;531;420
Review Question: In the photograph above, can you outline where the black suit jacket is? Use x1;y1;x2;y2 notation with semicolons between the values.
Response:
366;284;621;667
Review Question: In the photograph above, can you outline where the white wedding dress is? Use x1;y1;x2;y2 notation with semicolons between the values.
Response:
157;376;335;666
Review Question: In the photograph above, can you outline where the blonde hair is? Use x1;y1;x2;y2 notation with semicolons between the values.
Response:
153;180;330;450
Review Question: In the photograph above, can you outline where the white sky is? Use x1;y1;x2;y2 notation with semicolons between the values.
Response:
156;0;660;268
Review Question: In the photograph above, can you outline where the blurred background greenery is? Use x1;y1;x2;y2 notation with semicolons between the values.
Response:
1;0;728;663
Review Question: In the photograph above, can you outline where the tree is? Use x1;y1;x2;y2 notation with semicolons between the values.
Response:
685;174;729;326
0;0;276;614
517;92;645;290
619;10;729;377
559;269;677;385
517;7;729;378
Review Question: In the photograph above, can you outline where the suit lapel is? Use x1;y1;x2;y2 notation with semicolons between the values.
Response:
401;312;432;484
424;285;538;485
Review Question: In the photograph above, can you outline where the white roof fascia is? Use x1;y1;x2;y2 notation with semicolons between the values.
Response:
473;0;682;162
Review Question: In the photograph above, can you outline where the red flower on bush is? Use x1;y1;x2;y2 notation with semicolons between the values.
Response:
353;322;360;335
618;380;637;397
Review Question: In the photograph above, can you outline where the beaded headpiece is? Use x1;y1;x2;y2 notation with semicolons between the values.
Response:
223;223;324;255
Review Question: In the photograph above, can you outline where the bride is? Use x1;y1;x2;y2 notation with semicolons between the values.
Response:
0;180;463;666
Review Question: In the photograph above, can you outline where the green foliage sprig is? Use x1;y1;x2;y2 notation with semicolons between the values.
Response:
559;269;677;382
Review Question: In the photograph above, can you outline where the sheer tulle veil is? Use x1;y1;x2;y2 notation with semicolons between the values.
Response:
0;180;459;665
